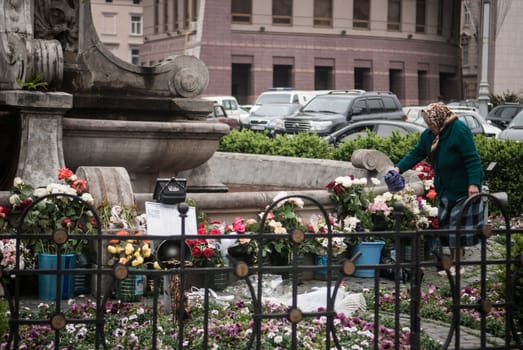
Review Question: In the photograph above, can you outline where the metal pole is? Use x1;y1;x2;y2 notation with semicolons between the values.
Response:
477;0;491;118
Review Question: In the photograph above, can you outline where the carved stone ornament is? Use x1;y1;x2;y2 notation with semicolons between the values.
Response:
34;0;78;53
0;0;64;90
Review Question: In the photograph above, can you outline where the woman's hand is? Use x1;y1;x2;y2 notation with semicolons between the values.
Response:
468;184;480;197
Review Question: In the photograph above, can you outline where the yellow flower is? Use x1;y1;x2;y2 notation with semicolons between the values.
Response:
107;245;117;254
125;243;134;256
153;261;161;270
132;256;144;267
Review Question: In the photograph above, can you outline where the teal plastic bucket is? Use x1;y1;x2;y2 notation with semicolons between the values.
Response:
37;253;76;300
352;241;385;278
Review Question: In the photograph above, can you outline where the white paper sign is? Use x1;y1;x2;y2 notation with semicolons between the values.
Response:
144;202;198;236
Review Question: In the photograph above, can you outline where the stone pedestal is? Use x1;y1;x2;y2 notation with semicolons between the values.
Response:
0;91;72;187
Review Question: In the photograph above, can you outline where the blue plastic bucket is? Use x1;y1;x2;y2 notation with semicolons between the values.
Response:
37;253;76;300
352;241;385;278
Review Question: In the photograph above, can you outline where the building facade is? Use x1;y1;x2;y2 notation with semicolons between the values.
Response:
139;0;462;106
90;0;144;65
459;0;523;100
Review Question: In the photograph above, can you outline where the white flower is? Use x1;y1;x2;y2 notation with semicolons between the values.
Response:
274;335;283;344
353;177;367;186
370;177;381;185
81;192;94;205
33;187;49;198
8;194;19;206
13;177;23;186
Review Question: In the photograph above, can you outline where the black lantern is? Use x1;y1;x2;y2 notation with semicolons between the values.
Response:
153;178;187;204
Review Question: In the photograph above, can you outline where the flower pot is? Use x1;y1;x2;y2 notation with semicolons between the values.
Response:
37;253;76;300
351;241;385;278
190;271;229;291
73;252;91;296
115;271;146;302
314;254;342;281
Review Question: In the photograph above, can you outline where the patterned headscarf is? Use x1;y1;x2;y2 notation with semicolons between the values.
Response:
422;102;458;156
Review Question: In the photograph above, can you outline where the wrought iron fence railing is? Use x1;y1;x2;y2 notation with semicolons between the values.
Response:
0;193;521;349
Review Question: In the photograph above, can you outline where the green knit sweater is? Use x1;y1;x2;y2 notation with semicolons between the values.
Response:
396;119;483;201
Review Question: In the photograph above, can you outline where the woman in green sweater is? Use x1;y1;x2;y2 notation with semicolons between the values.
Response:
394;102;484;275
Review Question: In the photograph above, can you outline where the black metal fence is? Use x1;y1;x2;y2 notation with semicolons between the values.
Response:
0;193;521;349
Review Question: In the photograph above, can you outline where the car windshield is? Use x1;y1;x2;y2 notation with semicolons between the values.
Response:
256;93;293;104
509;111;523;128
302;96;351;114
251;104;297;117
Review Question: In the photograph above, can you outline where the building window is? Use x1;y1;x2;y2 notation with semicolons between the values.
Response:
102;13;117;34
133;0;141;4
192;0;198;22
315;66;333;90
164;0;169;32
154;0;159;34
462;44;469;66
131;48;140;65
415;0;426;33
314;0;332;27
387;0;401;31
273;65;293;87
231;0;252;23
184;0;190;29
437;0;443;35
353;0;370;29
131;15;142;35
173;0;179;30
272;0;292;25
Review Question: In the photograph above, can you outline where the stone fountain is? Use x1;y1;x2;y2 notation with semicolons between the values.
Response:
0;0;228;207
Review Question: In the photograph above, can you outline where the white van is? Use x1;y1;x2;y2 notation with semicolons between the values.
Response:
201;96;249;122
251;89;331;113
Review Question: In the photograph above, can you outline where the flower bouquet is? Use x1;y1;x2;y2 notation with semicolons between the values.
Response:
186;221;226;268
225;217;260;265
1;168;97;269
259;192;307;265
106;229;160;301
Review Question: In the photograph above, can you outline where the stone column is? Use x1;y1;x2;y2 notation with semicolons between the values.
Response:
0;91;72;187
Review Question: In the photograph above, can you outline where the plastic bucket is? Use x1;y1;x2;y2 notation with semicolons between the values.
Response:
352;241;385;278
37;253;76;300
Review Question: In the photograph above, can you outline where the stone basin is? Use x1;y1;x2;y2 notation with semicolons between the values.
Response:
62;118;230;193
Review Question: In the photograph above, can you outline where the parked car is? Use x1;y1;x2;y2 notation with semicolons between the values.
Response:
452;109;502;137
202;95;249;122
324;120;425;146
274;90;405;136
497;110;523;141
243;103;301;135
250;88;330;114
207;104;240;130
486;103;523;129
408;107;501;137
403;106;425;124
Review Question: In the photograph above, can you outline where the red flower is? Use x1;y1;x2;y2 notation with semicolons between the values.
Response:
71;179;87;193
192;246;202;258
19;198;33;210
426;189;437;200
209;228;221;235
430;217;439;229
203;247;214;259
197;227;207;234
0;205;10;218
325;180;336;190
90;217;98;227
61;218;74;228
58;167;74;180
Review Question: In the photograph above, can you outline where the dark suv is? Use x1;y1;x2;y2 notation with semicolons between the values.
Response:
487;103;523;129
274;90;405;136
